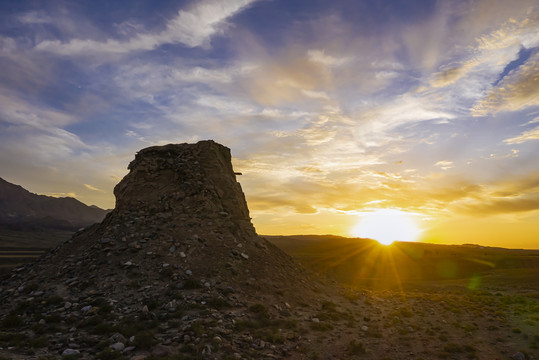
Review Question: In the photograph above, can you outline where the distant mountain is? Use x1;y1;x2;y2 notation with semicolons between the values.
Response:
0;177;109;230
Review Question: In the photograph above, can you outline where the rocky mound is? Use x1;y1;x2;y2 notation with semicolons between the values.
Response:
0;141;331;359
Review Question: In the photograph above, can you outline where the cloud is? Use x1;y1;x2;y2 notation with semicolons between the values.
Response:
302;89;330;101
415;6;538;118
353;94;455;148
307;49;351;67
522;115;539;126
34;0;257;55
195;95;256;114
84;184;103;192
434;160;454;170
0;89;91;167
0;127;89;162
115;64;239;95
444;172;539;216
39;192;78;198
430;60;479;88
241;55;333;106
472;52;539;116
459;194;539;215
504;125;539;144
0;88;91;163
491;174;539;196
0;91;75;129
480;149;520;160
246;163;539;221
17;11;53;24
475;11;539;51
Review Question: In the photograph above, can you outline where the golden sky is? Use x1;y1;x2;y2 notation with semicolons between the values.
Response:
0;0;538;249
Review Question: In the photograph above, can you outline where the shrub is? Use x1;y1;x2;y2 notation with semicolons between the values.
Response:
321;301;337;312
365;326;383;338
159;267;174;279
82;315;104;328
97;304;114;317
134;331;156;349
44;296;64;306
348;340;366;355
183;278;202;289
249;304;268;316
206;297;231;309
144;299;160;311
45;314;62;324
394;307;413;318
32;323;47;334
28;336;48;348
187;322;205;337
257;328;286;344
310;322;334;331
1;314;22;328
14;300;35;314
443;343;463;353
95;348;126;360
0;331;26;347
92;322;116;335
235;320;259;330
61;355;80;360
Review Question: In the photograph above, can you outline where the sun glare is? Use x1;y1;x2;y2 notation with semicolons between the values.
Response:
351;209;422;245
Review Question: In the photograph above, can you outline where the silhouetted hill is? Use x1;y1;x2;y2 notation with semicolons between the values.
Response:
0;177;108;230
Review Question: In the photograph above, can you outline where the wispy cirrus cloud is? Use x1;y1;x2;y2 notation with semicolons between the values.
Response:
429;60;479;88
33;0;258;55
84;184;103;192
504;125;539;144
0;91;75;129
472;52;539;116
17;10;53;25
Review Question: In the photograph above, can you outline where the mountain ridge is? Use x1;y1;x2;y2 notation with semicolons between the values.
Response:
0;176;109;230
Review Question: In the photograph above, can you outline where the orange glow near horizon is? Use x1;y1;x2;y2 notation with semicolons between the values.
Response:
350;209;423;246
252;207;539;250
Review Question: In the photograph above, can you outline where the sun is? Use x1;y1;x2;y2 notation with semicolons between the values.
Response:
351;209;422;245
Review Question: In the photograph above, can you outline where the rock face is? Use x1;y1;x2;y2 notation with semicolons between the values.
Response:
113;140;256;242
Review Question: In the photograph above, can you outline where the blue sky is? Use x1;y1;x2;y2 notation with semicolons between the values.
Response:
1;0;538;247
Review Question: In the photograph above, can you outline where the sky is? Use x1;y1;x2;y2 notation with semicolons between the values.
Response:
1;0;538;249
